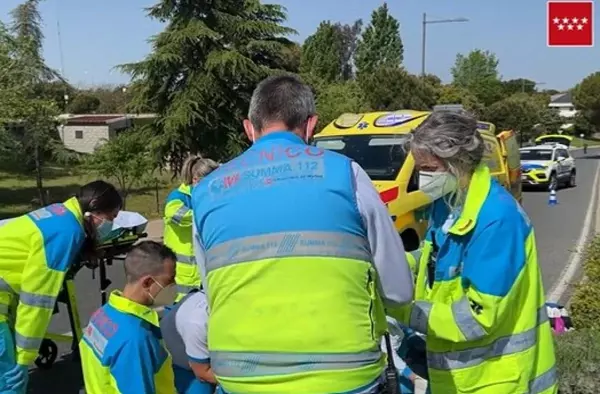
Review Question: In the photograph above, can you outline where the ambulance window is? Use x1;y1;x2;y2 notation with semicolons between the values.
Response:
314;135;409;181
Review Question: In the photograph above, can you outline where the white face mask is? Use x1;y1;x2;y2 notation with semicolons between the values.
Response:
419;171;458;201
149;279;177;306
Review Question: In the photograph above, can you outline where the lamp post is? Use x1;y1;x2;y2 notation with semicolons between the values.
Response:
421;13;469;76
522;80;546;93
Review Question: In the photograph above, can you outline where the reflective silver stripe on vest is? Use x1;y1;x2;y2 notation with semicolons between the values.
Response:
205;231;371;274
176;254;196;265
0;278;14;293
176;284;198;294
428;306;548;371
172;206;190;225
19;291;57;309
211;350;382;377
409;301;432;334
14;332;43;351
529;365;557;393
452;297;486;341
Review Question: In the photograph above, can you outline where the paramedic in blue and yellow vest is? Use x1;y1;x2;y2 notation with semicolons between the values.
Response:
80;240;178;394
0;180;122;394
192;74;415;394
164;156;220;300
401;111;557;393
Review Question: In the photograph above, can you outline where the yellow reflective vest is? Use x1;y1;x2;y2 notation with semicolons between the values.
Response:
80;291;176;394
0;197;86;366
400;164;557;393
164;184;200;299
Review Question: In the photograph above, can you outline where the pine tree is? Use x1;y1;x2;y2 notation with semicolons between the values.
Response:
355;3;403;77
120;0;297;170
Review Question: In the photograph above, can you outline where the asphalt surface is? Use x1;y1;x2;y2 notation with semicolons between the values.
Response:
28;148;600;393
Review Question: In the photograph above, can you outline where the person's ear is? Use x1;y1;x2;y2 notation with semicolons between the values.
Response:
305;115;318;142
243;119;255;143
141;275;155;291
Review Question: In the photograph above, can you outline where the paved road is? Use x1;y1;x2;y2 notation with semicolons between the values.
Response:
29;149;600;393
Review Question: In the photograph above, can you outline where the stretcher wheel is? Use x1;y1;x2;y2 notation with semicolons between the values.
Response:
35;339;58;370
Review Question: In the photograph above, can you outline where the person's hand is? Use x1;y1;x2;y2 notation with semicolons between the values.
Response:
4;364;29;391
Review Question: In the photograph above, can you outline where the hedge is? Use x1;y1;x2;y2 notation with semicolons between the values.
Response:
555;235;600;393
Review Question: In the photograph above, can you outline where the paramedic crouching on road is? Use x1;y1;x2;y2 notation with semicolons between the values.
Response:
80;241;178;394
192;74;414;394
400;111;558;393
164;156;220;300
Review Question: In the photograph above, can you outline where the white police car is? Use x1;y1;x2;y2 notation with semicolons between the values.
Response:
520;144;576;190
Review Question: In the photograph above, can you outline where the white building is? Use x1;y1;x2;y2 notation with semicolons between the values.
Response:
56;113;156;153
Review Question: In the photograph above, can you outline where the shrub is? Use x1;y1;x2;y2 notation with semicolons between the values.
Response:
569;236;600;329
555;329;600;393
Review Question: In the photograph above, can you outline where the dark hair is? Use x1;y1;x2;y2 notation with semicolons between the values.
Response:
248;74;316;132
124;241;177;283
78;180;123;252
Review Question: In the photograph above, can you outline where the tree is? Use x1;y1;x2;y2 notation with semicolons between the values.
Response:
573;72;600;133
316;81;367;129
437;85;484;117
120;0;297;172
86;128;158;207
484;96;541;142
502;78;538;96
68;93;100;114
300;21;344;83
355;3;403;77
451;49;503;106
338;20;363;80
359;67;436;111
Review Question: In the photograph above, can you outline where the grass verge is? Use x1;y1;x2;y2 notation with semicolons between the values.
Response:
0;164;178;220
570;137;600;148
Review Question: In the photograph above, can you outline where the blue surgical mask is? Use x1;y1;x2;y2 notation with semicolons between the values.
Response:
95;219;114;242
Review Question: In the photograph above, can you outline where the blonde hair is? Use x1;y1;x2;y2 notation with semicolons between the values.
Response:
181;156;220;185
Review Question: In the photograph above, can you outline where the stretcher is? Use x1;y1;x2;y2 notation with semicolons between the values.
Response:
35;212;149;369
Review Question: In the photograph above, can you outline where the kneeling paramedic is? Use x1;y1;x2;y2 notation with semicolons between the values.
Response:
0;180;122;394
192;75;414;393
161;288;217;394
164;157;220;301
399;111;557;393
80;241;178;394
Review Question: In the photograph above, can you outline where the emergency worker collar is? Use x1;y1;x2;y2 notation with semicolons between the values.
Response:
448;163;491;236
63;196;84;226
178;183;192;196
253;131;304;145
108;290;160;327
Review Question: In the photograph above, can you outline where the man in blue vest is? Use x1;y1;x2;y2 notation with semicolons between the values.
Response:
192;75;414;393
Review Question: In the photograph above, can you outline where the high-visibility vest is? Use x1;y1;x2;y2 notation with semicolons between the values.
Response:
0;197;85;366
164;184;200;298
400;164;557;394
193;131;387;394
79;291;176;394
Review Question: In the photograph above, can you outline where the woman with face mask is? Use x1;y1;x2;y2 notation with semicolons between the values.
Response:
79;241;178;394
397;111;557;394
0;180;122;394
164;156;220;301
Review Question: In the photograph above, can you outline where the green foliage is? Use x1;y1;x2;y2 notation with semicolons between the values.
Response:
484;95;540;141
555;329;600;393
315;81;367;130
355;3;403;77
300;21;344;83
451;49;503;106
68;93;100;114
437;85;484;117
85;128;158;206
502;78;537;96
573;72;600;133
569;236;600;330
359;67;436;111
120;0;297;171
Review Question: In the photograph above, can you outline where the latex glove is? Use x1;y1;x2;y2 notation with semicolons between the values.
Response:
4;364;29;391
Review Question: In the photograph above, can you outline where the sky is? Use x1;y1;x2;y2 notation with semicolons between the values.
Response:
0;0;598;91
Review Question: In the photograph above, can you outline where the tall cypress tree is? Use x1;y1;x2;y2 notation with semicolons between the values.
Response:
120;0;297;169
355;3;403;77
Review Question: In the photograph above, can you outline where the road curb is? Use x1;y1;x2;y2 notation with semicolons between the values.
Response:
546;161;600;303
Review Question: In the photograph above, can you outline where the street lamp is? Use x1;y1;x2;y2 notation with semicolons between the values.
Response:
523;80;546;93
421;13;469;76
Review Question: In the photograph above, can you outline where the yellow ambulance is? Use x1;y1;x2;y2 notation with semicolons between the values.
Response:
313;109;522;251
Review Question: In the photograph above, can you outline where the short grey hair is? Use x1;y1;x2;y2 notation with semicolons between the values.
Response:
410;110;484;183
124;241;176;283
248;74;316;132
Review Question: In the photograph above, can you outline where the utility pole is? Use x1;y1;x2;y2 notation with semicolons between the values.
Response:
421;13;469;76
